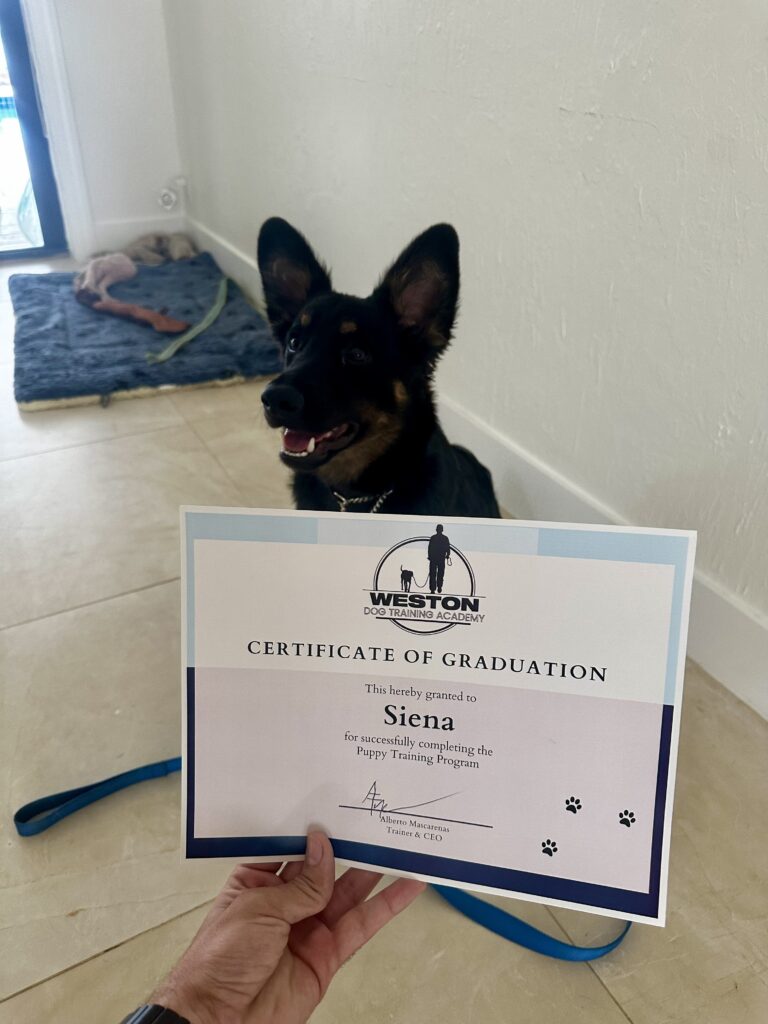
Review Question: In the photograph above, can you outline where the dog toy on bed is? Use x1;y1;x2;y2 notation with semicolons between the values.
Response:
74;253;190;334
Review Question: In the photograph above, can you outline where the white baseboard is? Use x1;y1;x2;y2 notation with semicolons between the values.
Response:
90;214;186;255
181;217;768;719
686;574;768;720
186;216;261;300
438;392;768;720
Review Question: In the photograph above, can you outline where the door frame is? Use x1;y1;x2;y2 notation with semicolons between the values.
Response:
17;0;95;259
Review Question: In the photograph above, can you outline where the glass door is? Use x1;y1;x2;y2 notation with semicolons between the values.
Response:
0;0;67;258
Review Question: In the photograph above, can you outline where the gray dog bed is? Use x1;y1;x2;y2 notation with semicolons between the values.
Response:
10;252;282;410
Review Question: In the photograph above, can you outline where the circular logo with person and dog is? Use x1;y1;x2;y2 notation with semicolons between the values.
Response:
365;525;483;635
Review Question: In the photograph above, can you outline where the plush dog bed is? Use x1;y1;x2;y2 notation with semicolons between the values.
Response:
10;252;281;410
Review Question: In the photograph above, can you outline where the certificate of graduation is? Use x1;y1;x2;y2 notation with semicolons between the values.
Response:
181;507;695;925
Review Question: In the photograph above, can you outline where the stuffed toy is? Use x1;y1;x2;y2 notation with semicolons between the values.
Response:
74;251;190;334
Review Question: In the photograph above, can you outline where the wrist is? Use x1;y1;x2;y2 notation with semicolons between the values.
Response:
120;1008;192;1024
151;978;238;1024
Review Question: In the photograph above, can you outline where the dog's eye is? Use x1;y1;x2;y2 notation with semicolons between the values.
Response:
342;347;371;367
286;336;300;353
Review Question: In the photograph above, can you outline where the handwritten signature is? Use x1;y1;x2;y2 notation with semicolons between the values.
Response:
362;780;461;817
363;781;388;815
340;781;492;830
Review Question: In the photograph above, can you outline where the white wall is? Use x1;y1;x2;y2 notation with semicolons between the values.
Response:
34;0;183;255
162;1;767;602
162;1;767;706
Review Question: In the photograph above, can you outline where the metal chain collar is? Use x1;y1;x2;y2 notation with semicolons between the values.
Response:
332;488;394;514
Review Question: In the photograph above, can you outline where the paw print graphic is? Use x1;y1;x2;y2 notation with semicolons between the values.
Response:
565;796;582;814
541;838;558;857
619;809;636;828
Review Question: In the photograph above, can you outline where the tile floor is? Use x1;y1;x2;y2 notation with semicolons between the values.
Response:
1;258;767;1022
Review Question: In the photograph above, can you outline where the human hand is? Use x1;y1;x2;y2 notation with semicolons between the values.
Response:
151;832;425;1024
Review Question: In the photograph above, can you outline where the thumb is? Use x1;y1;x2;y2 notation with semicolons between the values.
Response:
260;832;335;925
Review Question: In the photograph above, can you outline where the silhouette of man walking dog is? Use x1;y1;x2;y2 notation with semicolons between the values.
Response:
399;526;453;594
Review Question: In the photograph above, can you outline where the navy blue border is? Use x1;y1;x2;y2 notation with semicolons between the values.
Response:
185;667;196;854
186;670;674;918
647;703;674;911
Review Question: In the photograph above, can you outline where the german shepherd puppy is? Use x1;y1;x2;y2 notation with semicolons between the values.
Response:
257;218;500;518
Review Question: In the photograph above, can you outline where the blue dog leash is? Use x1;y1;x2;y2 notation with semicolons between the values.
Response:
13;760;630;961
13;758;182;837
432;886;631;960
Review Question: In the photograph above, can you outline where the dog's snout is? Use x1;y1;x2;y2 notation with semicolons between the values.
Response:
261;383;304;419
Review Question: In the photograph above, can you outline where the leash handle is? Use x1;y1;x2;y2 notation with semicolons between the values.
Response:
13;757;181;837
13;759;631;960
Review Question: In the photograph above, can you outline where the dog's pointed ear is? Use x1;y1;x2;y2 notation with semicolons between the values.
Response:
374;224;459;354
257;217;332;342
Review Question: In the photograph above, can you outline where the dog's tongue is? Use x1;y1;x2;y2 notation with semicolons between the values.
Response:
282;429;315;453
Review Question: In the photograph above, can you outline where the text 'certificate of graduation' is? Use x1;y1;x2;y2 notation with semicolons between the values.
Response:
182;507;695;925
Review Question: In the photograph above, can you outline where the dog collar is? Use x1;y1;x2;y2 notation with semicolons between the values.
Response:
332;488;393;514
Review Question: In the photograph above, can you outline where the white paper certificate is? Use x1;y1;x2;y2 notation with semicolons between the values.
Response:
181;507;695;925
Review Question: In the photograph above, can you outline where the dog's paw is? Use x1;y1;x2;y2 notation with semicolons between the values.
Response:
619;809;636;828
565;796;582;814
541;838;558;857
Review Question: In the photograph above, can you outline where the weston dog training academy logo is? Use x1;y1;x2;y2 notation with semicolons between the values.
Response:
365;525;485;635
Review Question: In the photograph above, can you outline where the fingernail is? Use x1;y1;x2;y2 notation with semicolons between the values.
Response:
306;832;324;866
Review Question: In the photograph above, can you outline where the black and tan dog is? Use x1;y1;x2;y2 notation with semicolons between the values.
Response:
257;218;500;519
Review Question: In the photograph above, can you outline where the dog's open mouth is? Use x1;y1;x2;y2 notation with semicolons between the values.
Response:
281;423;358;463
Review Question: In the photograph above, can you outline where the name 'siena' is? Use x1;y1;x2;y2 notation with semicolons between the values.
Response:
384;704;454;731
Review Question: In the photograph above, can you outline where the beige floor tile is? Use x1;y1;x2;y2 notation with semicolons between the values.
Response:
0;582;224;998
190;408;294;509
548;664;768;1024
0;299;14;367
0;424;245;628
0;890;632;1024
165;374;295;509
169;376;276;423
0;372;185;461
313;890;630;1024
0;906;209;1024
0;254;79;290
